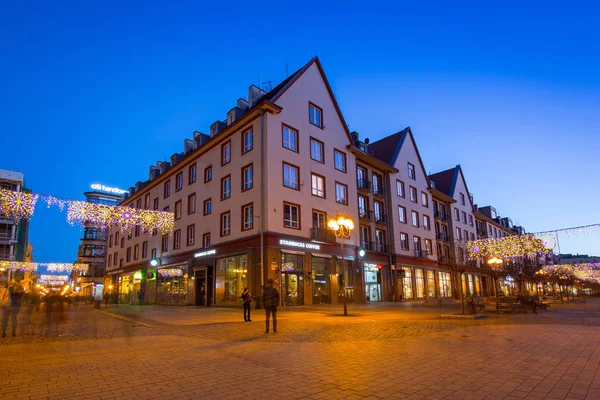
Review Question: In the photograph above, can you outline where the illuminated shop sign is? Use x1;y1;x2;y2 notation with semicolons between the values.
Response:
90;183;128;195
194;249;216;258
279;239;320;250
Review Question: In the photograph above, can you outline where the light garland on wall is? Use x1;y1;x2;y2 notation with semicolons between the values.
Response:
0;189;39;220
0;188;174;234
158;268;184;277
534;224;600;238
0;261;89;273
467;234;550;261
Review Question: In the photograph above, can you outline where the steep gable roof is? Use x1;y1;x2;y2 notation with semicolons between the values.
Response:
429;165;474;207
369;127;430;185
269;56;354;144
428;167;456;198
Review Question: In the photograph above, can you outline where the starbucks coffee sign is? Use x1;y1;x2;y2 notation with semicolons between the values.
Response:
279;239;320;250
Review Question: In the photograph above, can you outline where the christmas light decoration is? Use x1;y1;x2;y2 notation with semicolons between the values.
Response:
467;234;550;261
40;195;69;211
0;189;39;220
158;268;184;277
536;264;600;284
46;263;89;273
0;261;89;273
534;224;600;238
67;201;174;234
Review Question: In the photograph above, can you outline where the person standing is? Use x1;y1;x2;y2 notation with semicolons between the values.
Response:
1;281;24;338
263;279;279;333
241;287;252;322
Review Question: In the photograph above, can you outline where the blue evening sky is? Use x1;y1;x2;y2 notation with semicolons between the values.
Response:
1;1;598;262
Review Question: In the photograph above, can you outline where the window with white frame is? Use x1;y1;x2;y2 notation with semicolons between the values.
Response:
310;138;324;163
412;210;419;227
468;214;474;227
173;230;181;250
283;163;299;189
359;196;368;218
243;165;253;191
309;103;323;128
410;186;417;203
282;125;298;152
284;203;300;229
187;225;195;246
243;129;253;153
454;208;460;221
398;206;407;223
203;233;211;248
334;150;346;172
462;211;467;224
222;142;231;165
421;192;428;207
335;182;347;205
408;163;416;180
311;174;325;198
243;204;253;230
460;192;465;205
423;215;430;230
400;233;409;250
221;176;231;200
397;180;405;197
221;212;231;236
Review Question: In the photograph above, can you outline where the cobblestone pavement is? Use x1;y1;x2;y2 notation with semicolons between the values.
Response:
1;301;599;400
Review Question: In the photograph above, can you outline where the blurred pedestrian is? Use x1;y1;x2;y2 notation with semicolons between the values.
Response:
1;280;24;338
241;287;252;322
263;279;279;334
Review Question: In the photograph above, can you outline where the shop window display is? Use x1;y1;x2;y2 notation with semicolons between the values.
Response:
157;266;188;305
427;270;437;298
438;271;452;298
312;256;330;304
216;255;248;304
402;268;413;300
415;268;425;299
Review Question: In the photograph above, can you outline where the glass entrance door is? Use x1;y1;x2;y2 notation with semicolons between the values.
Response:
282;272;303;306
364;263;382;302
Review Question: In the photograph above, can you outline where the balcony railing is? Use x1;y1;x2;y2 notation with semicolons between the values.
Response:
360;241;373;251
373;186;386;196
414;249;431;258
436;232;449;241
310;227;337;243
358;208;373;221
374;214;387;225
370;242;389;253
433;209;439;218
357;179;371;191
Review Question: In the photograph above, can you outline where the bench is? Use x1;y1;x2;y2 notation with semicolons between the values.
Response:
484;297;533;313
468;296;485;314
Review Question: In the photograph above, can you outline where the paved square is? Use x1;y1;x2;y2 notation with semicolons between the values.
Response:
1;300;599;399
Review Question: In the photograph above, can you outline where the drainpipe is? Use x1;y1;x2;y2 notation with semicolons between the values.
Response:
384;172;394;301
259;109;265;308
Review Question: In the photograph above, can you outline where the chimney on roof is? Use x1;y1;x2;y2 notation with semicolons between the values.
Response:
248;85;266;106
183;139;195;155
227;106;245;126
149;165;160;181
237;98;250;111
170;153;184;166
194;131;210;147
210;120;227;137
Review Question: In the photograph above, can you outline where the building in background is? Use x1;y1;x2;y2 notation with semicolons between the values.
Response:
74;185;124;298
0;169;32;285
558;254;600;265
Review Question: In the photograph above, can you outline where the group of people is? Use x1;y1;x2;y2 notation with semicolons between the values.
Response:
241;278;280;334
1;279;71;338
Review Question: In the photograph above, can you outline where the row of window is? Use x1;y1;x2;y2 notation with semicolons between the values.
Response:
283;125;348;172
284;163;349;205
453;207;474;227
396;180;429;207
397;206;431;231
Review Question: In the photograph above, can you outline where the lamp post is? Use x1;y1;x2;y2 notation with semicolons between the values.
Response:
327;216;354;316
487;257;503;297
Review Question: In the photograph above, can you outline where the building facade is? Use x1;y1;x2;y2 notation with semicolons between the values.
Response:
75;186;124;298
104;56;536;307
105;57;364;307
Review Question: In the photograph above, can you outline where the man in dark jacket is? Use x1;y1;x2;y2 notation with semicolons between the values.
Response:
263;279;279;333
2;281;24;338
